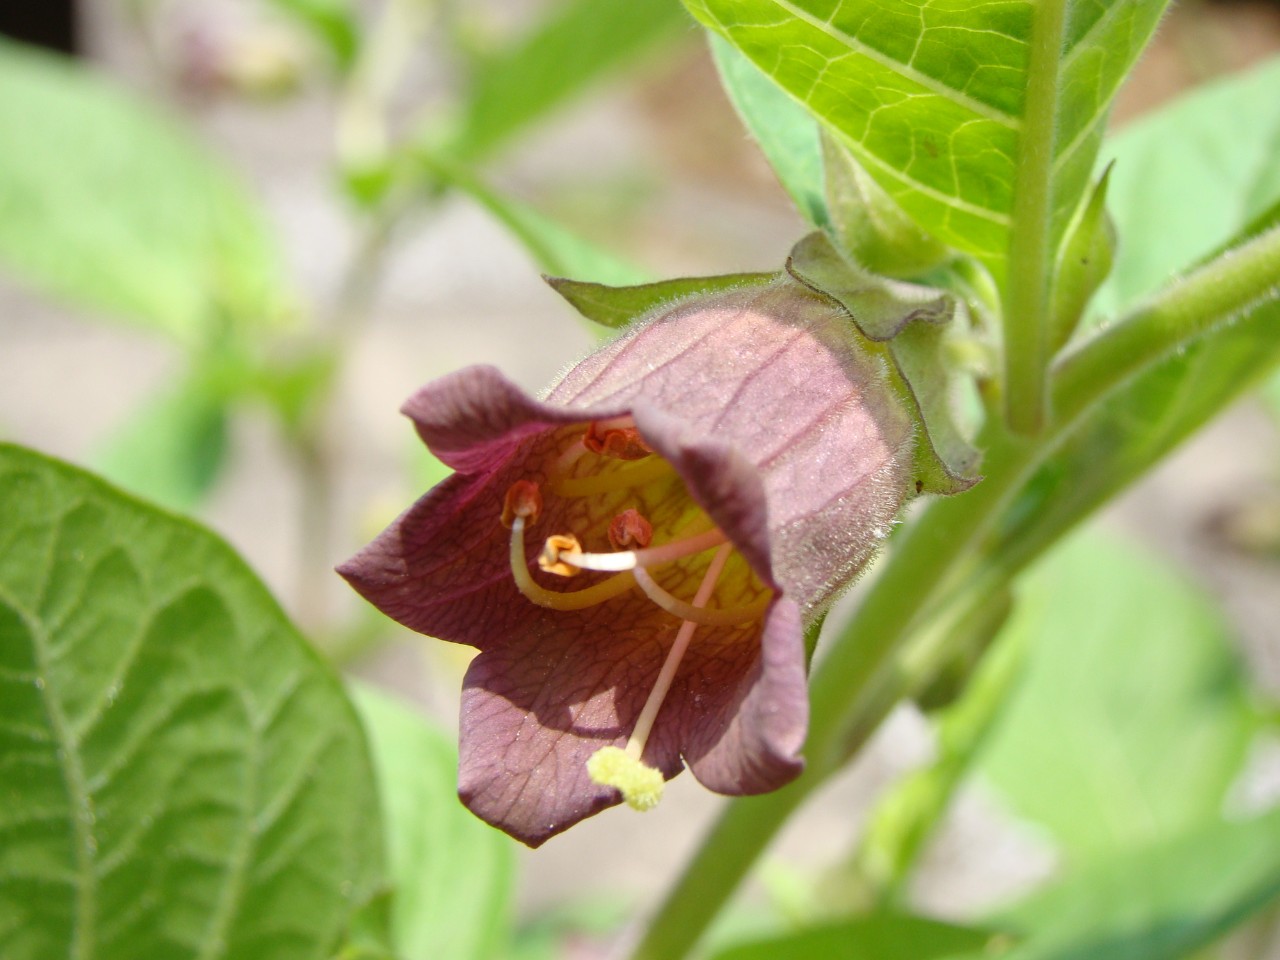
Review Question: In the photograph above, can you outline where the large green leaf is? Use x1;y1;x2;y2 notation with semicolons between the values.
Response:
976;532;1258;863
353;688;514;960
706;913;994;960
684;0;1167;270
0;41;292;342
1097;55;1280;316
0;444;381;960
447;0;690;162
994;806;1280;960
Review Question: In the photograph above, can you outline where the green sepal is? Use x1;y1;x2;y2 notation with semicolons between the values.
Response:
545;272;775;329
787;232;981;495
1050;164;1116;351
823;132;950;279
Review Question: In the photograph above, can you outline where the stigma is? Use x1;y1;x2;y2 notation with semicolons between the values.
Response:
500;419;772;813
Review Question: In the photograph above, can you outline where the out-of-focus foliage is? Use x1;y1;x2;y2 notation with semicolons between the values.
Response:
445;0;689;163
977;533;1259;861
1096;56;1280;317
353;687;515;960
0;39;293;343
706;913;993;960
0;444;382;960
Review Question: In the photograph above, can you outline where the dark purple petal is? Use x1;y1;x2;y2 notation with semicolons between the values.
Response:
680;597;807;794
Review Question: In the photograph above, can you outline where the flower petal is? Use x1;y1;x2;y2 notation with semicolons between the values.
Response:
679;597;807;794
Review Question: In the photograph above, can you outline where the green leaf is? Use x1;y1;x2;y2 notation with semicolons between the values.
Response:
0;444;381;960
976;531;1258;863
1049;165;1114;350
995;806;1280;960
448;0;690;162
1097;55;1280;316
822;133;951;279
0;40;293;342
546;272;774;328
706;913;995;960
418;152;649;285
93;377;230;513
685;0;1167;270
708;35;828;228
352;687;515;960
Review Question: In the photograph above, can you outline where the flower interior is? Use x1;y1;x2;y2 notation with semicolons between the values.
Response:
500;416;773;811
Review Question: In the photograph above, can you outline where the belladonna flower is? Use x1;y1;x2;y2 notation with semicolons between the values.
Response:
339;277;919;846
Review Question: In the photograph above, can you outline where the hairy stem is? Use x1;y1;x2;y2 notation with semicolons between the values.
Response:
1000;0;1070;435
1053;222;1280;422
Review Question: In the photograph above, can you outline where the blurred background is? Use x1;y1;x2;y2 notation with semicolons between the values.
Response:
2;0;1280;955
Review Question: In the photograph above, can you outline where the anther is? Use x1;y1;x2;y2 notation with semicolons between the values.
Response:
501;480;542;528
555;525;729;573
608;509;653;550
584;420;653;460
509;516;635;610
538;534;583;577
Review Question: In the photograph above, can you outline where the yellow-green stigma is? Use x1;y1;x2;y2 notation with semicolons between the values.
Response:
587;746;665;811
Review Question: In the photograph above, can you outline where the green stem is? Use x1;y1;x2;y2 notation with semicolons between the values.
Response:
1053;222;1280;422
629;230;1280;960
1000;0;1070;435
336;0;436;171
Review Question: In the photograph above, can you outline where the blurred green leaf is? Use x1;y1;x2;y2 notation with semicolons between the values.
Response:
419;154;649;284
265;0;361;70
0;40;293;342
93;376;230;513
448;0;689;162
853;590;1020;902
352;687;514;960
546;271;773;328
1097;56;1280;316
706;913;994;960
977;532;1258;863
685;0;1167;270
708;35;827;228
0;443;382;960
994;806;1280;960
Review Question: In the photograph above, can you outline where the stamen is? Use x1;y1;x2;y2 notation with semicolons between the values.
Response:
608;509;653;551
508;516;635;610
557;526;730;573
584;420;653;460
632;564;771;626
501;480;542;528
538;534;583;576
550;455;674;497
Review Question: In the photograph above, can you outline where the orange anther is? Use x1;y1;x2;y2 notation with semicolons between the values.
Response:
608;509;654;550
584;422;653;461
538;534;583;577
501;480;542;528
